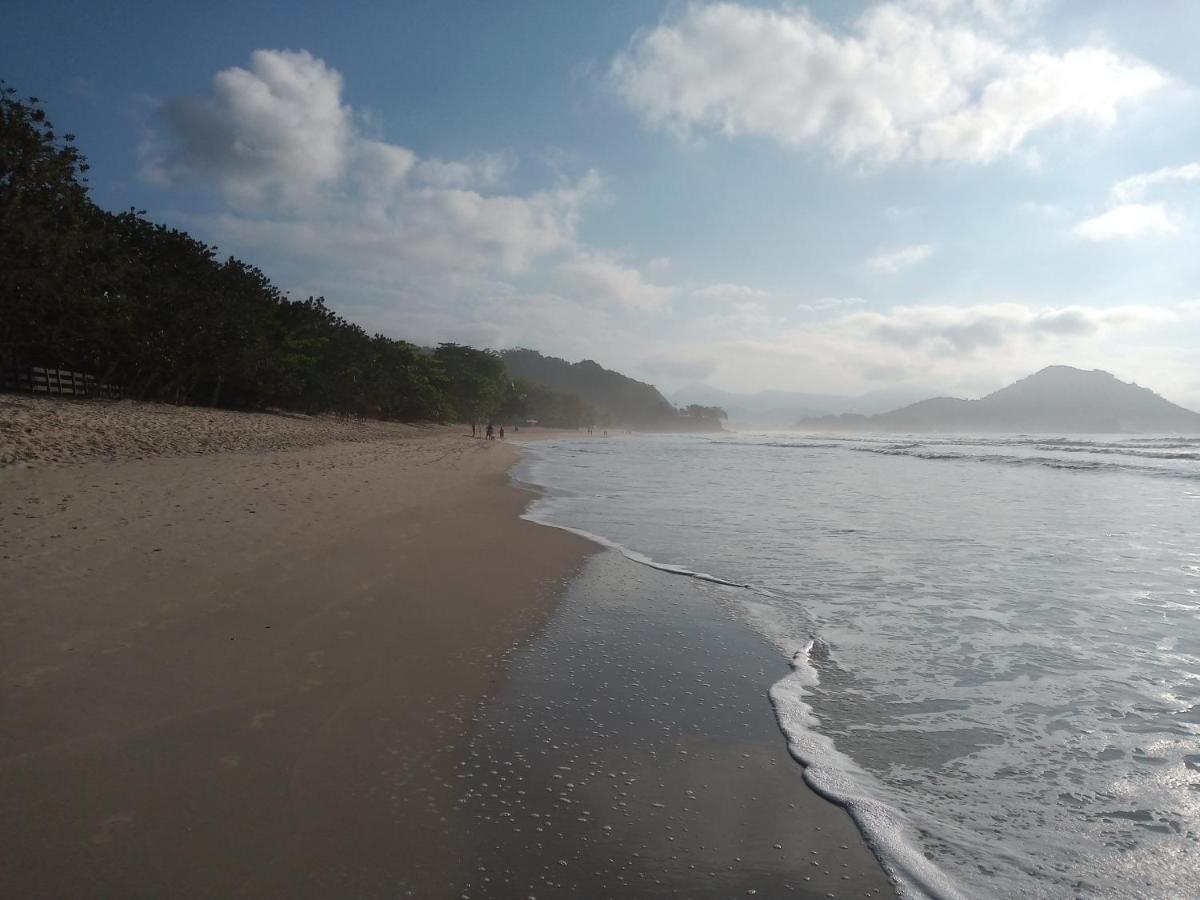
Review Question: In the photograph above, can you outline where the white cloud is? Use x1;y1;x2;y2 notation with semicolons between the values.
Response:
610;2;1167;166
673;299;1195;405
868;243;934;273
841;303;1175;354
152;50;353;208
796;296;866;313
557;252;676;311
1072;203;1181;241
350;140;417;195
412;152;514;189
148;49;602;276
1110;162;1200;203
694;282;771;299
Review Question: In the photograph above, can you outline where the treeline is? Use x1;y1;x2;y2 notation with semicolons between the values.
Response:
1;84;601;426
1;85;727;431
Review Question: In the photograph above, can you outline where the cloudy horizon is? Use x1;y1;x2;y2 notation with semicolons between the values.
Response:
7;0;1200;407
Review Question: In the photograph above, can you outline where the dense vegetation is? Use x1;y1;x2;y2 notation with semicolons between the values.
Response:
1;85;721;430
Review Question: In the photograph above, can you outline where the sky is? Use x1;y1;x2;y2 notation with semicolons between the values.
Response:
5;0;1200;406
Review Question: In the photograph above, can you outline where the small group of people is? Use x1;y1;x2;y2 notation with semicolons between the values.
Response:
471;422;505;440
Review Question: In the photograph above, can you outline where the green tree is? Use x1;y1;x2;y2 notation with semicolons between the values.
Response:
433;343;507;422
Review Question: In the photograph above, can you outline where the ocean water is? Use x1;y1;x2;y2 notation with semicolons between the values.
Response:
514;433;1200;899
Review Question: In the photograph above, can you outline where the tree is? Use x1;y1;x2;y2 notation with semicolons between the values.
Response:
678;404;728;431
0;82;111;368
433;343;508;422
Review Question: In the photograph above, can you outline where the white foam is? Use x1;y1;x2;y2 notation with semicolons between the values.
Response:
769;641;968;900
516;466;965;898
520;501;751;589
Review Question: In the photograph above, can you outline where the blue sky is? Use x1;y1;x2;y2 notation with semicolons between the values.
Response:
5;0;1200;405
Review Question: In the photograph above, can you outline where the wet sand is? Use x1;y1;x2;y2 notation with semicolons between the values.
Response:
417;551;898;898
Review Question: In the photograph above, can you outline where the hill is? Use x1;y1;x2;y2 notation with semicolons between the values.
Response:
799;366;1200;434
500;349;724;430
670;384;931;427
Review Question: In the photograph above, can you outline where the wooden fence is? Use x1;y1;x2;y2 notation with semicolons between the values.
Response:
2;365;124;399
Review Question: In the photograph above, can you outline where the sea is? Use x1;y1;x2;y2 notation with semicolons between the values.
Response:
514;432;1200;899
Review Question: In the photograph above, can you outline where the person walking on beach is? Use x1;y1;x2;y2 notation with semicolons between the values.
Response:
485;423;494;440
472;422;477;438
498;426;505;440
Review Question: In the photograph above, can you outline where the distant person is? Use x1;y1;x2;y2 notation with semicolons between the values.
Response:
499;426;505;440
486;423;494;440
471;422;477;438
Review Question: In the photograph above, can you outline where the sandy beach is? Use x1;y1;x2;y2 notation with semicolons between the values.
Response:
1;397;593;896
2;396;893;897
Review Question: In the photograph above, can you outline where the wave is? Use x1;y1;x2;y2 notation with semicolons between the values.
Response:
769;640;967;900
518;483;963;898
1033;445;1200;461
850;446;1199;478
519;504;753;589
712;436;1199;479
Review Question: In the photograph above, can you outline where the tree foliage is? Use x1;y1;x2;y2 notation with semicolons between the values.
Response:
0;86;477;422
1;85;708;430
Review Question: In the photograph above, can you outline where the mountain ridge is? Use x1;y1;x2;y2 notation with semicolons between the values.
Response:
798;366;1200;434
669;383;933;427
500;349;725;430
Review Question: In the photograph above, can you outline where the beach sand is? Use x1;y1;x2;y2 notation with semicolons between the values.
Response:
437;551;897;898
2;396;893;897
1;399;592;897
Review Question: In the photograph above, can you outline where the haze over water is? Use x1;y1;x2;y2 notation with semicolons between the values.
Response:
518;433;1200;898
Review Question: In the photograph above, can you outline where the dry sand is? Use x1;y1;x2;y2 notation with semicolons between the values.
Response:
0;394;436;467
1;398;592;897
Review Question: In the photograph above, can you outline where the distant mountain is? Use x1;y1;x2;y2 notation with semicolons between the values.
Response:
501;349;722;430
799;366;1200;434
670;384;932;427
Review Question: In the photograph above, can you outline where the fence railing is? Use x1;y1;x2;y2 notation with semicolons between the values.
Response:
2;365;125;399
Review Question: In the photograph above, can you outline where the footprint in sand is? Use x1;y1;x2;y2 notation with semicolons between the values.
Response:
250;710;275;729
89;812;135;845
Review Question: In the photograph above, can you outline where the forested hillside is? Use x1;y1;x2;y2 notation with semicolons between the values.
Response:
1;84;723;431
501;349;726;430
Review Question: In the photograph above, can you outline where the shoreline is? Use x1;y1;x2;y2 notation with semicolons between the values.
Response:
2;397;894;896
1;410;594;896
454;549;897;898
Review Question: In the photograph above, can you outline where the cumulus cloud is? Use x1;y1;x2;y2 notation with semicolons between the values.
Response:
147;49;602;276
412;152;514;189
151;50;353;207
1111;162;1200;203
557;252;676;311
868;243;934;272
1072;203;1181;241
610;2;1167;166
